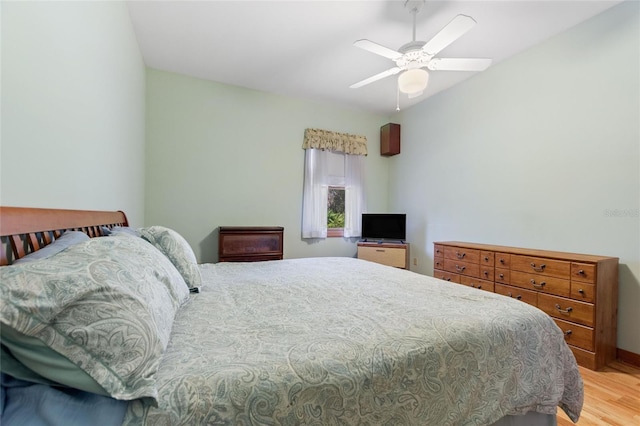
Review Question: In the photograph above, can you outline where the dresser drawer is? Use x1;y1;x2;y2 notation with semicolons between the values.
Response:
479;266;494;282
537;293;594;327
571;263;597;284
495;283;537;306
461;276;494;292
434;244;445;258
495;268;510;284
510;271;571;298
568;346;597;371
480;251;494;266
553;318;594;352
496;253;511;268
511;255;570;279
433;270;460;283
358;246;406;268
571;282;595;303
444;246;480;264
444;258;479;278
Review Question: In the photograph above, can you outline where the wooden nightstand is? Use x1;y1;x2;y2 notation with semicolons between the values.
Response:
357;242;409;269
218;227;284;262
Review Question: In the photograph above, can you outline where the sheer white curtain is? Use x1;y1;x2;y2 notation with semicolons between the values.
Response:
302;149;366;239
301;148;329;238
343;154;365;238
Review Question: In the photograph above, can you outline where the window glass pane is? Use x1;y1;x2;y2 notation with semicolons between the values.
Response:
328;187;345;229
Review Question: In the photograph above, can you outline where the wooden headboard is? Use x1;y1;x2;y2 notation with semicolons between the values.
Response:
0;206;128;266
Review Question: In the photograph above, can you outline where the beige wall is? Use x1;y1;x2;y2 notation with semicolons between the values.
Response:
144;69;391;263
389;2;639;353
0;1;146;225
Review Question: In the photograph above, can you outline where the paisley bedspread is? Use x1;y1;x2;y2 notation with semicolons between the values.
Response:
123;257;583;425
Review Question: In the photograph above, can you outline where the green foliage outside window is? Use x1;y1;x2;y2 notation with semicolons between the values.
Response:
328;187;345;228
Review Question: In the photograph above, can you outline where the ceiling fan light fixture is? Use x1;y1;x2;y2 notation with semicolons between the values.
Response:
398;68;429;95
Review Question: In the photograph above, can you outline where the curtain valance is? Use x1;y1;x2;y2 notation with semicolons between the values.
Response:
302;128;368;156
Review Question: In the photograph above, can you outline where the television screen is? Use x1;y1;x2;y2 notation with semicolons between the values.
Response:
361;214;406;241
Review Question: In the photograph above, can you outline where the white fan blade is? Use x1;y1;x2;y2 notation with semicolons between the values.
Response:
422;15;476;56
354;39;402;60
428;57;492;71
349;67;402;89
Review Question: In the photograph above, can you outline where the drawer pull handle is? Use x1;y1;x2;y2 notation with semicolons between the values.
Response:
445;278;451;282
455;265;466;272
564;330;573;336
456;252;466;259
484;256;489;262
530;279;546;288
483;270;489;277
499;273;504;279
499;258;505;264
530;262;546;272
578;288;585;294
471;284;482;289
506;292;522;300
375;249;385;252
555;304;573;314
577;269;585;275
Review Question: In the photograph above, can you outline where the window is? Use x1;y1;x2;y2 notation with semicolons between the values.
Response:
301;128;367;240
302;149;365;239
327;186;345;237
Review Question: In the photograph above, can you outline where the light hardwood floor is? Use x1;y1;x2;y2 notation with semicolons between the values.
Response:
557;361;640;426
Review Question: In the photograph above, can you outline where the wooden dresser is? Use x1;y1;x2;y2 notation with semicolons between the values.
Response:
357;242;409;269
218;227;284;262
433;241;618;370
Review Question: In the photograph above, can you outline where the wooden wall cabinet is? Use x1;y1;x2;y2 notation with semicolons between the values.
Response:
433;241;619;370
380;123;400;156
218;226;284;262
358;242;409;269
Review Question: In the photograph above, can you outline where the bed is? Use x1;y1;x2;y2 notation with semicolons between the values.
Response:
0;206;583;426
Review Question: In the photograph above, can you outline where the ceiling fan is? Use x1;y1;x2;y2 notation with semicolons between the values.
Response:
350;0;492;100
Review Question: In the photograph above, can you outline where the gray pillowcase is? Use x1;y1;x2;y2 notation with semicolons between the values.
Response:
139;226;202;289
0;235;190;404
13;231;89;264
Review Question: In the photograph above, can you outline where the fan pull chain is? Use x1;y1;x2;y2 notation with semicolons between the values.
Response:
396;80;400;111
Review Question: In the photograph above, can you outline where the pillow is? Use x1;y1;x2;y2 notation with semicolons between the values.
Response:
109;226;141;238
0;235;190;404
139;226;201;289
13;231;89;264
1;333;106;395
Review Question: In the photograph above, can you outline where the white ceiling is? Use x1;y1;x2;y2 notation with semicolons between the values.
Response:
127;0;622;116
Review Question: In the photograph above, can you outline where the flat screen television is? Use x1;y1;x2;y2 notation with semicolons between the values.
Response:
361;213;406;241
